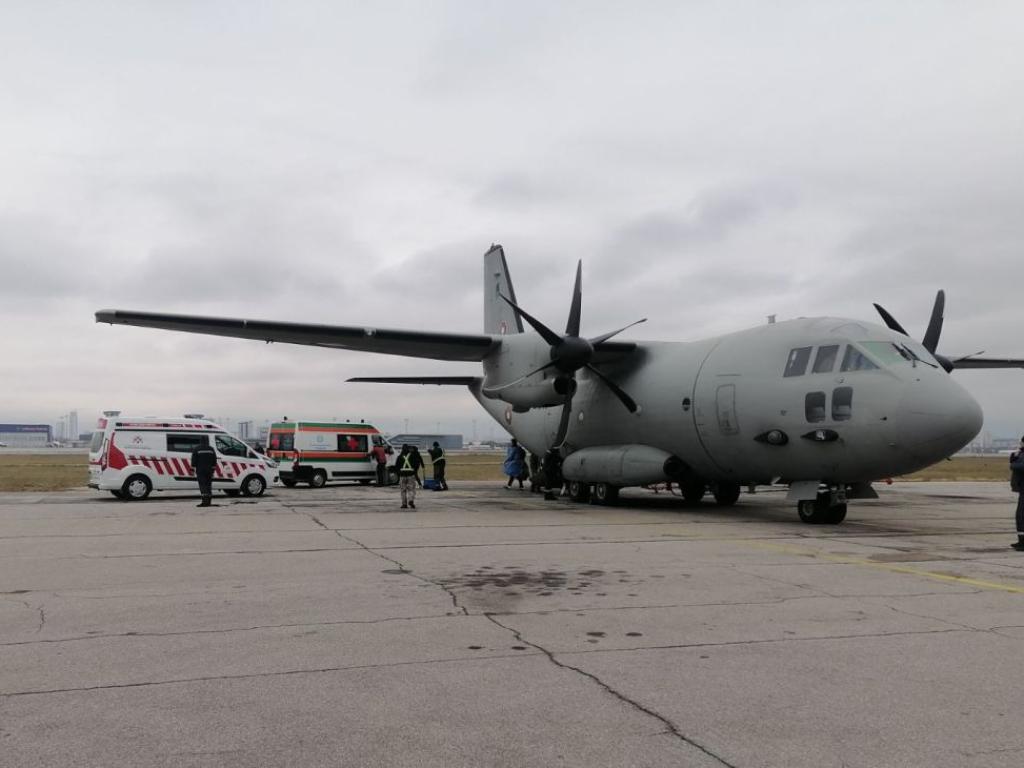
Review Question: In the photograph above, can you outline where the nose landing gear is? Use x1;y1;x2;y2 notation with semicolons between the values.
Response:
797;486;848;524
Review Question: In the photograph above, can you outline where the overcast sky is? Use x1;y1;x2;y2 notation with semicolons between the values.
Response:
3;1;1023;441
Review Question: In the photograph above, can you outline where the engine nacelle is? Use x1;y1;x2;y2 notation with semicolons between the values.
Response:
482;376;577;410
561;444;688;486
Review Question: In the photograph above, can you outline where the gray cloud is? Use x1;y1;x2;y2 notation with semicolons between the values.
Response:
3;2;1024;439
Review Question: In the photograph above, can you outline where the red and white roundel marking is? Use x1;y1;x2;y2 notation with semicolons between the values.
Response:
504;407;513;425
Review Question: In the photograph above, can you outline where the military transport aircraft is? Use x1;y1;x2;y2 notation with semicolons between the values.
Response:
96;245;1023;524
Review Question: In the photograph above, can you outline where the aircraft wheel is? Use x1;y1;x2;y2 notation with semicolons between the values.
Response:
121;474;152;501
822;503;847;524
281;479;297;488
568;480;590;503
309;470;328;489
680;476;706;505
592;482;619;505
712;482;741;506
797;499;820;523
241;475;266;497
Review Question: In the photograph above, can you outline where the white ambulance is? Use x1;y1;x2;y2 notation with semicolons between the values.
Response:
266;420;395;487
88;413;279;500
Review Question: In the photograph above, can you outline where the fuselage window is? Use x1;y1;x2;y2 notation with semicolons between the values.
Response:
841;345;879;372
812;345;839;374
784;347;812;377
805;391;826;423
832;386;853;421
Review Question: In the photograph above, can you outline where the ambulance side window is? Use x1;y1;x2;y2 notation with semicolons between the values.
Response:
269;434;293;451
167;434;209;453
215;434;248;457
339;434;368;452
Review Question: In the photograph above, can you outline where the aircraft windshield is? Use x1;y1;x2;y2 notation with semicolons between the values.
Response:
860;340;940;369
860;341;912;366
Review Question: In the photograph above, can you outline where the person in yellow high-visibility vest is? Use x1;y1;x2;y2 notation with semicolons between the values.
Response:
428;441;448;491
394;444;423;509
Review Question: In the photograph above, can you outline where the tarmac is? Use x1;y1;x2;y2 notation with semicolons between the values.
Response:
1;481;1023;768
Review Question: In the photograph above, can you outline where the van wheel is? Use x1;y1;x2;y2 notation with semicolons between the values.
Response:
241;475;267;497
281;479;297;488
122;475;151;501
309;470;327;489
359;479;372;486
223;489;240;497
110;490;125;500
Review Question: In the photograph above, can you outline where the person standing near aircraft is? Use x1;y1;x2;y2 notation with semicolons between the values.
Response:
428;441;448;490
1010;437;1024;551
411;446;425;487
504;438;526;489
371;442;389;486
190;440;218;507
395;444;422;509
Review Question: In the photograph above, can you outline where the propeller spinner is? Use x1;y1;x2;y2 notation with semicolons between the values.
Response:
500;261;645;431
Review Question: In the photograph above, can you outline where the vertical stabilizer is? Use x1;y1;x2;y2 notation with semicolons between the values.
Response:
483;244;524;335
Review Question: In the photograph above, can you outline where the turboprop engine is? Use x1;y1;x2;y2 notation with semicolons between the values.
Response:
482;375;577;412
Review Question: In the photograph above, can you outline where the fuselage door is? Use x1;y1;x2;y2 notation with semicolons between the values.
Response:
716;383;740;435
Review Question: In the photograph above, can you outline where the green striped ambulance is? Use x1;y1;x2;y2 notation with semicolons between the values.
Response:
266;421;395;488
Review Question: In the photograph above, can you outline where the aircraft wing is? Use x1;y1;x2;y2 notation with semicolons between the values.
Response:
951;356;1024;370
348;376;481;385
95;310;500;362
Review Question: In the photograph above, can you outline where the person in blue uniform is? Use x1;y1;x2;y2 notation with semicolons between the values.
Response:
503;438;526;489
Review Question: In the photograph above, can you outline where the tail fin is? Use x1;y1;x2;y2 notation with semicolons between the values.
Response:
483;244;524;335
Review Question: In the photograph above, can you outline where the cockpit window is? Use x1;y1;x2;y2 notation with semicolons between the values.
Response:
841;345;879;372
784;347;812;377
812;345;840;374
860;341;911;366
902;339;942;368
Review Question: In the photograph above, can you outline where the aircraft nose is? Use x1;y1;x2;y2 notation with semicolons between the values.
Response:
898;375;983;462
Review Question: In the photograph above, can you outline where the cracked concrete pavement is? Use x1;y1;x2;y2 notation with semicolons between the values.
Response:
1;481;1024;767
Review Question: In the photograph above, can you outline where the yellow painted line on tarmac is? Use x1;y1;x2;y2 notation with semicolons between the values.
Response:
750;540;1024;595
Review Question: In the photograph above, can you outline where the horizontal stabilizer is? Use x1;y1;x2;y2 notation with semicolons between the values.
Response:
348;376;481;386
96;310;499;362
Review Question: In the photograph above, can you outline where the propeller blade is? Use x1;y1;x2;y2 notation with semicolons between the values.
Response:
872;303;910;336
922;289;945;354
566;260;583;337
947;355;1024;369
585;364;639;413
552;389;574;447
499;294;561;346
481;360;558;394
589;318;647;346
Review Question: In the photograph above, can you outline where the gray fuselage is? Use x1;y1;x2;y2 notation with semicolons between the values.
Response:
474;316;983;485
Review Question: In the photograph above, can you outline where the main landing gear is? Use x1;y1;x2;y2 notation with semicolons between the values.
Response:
797;487;847;525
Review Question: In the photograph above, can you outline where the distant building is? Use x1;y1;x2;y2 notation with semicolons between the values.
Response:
386;433;463;450
0;424;52;448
